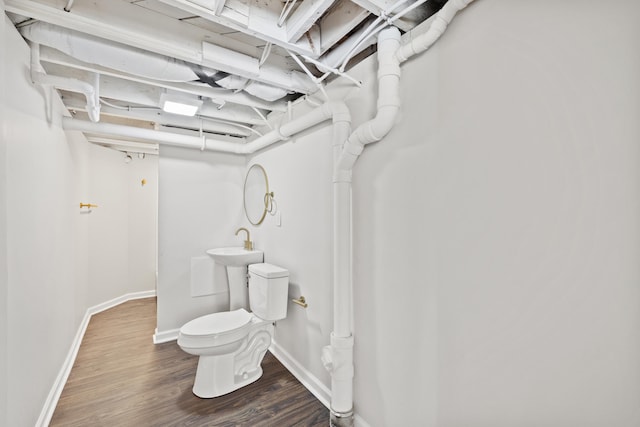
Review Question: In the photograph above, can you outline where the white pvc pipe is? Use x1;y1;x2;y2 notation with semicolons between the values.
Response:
326;27;402;427
63;101;350;155
396;0;476;63
30;42;101;122
326;2;476;421
337;28;402;172
62;117;245;152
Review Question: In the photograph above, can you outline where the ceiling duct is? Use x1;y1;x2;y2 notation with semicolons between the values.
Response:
18;21;300;102
20;21;203;82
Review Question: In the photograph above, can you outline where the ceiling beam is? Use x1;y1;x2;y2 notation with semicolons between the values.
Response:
317;1;371;52
86;137;160;155
285;0;335;43
158;0;320;56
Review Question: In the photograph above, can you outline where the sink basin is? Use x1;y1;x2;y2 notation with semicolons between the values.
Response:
206;247;263;266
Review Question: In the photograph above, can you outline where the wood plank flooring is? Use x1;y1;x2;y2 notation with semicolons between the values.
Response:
50;298;329;426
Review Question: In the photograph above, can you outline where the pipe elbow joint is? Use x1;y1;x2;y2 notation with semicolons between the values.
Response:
328;334;354;381
87;105;101;123
327;101;352;124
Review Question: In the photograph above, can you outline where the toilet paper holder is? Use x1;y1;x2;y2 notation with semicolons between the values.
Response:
292;296;308;308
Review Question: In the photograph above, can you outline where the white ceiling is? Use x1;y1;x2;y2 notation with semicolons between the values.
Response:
5;0;446;153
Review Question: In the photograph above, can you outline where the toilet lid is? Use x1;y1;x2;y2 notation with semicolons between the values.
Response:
181;308;252;336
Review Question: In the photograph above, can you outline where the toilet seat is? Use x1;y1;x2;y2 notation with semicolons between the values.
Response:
178;308;253;349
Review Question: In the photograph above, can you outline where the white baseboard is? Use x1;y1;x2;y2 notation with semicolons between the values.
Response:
88;290;157;316
152;327;180;344
36;290;156;427
269;340;371;427
269;340;331;409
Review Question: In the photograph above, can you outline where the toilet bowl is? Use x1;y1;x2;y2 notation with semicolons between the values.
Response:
178;262;289;398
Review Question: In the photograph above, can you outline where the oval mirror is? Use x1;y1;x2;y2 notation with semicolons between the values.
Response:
243;164;270;225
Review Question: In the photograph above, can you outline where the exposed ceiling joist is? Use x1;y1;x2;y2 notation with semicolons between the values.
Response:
158;0;320;56
5;0;443;149
285;0;335;43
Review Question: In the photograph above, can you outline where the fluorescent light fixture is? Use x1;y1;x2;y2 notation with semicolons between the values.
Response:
160;92;202;117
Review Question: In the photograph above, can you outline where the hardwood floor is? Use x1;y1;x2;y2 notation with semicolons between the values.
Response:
50;298;329;426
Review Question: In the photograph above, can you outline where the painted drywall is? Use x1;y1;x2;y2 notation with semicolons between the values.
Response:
1;18;159;425
85;143;158;306
128;154;158;298
2;18;90;425
252;0;640;425
247;111;336;389
0;4;9;426
156;146;245;336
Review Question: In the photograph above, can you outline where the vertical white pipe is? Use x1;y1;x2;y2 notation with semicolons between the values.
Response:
327;1;475;421
329;27;402;427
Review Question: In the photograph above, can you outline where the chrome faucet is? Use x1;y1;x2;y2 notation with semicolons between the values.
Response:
235;227;253;250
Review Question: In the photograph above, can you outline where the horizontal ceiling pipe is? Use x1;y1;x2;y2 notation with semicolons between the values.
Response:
29;42;100;122
62;117;246;153
63;98;252;137
242;101;350;153
63;100;350;155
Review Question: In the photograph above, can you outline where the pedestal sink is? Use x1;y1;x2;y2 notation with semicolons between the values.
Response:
206;247;264;310
206;247;263;266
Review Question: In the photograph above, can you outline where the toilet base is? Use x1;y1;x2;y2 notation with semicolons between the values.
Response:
190;322;273;398
193;355;264;398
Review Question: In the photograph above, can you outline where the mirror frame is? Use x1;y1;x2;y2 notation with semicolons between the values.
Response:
243;164;270;226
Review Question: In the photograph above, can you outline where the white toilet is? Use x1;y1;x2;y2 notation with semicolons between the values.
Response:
178;262;289;398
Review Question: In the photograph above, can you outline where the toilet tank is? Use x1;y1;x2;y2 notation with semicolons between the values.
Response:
248;263;289;321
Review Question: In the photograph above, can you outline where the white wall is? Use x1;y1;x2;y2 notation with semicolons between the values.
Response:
157;146;245;335
247;114;336;388
2;16;90;425
252;1;640;425
85;143;158;306
128;154;158;297
0;16;159;425
0;4;9;426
